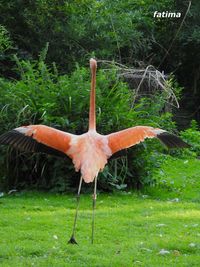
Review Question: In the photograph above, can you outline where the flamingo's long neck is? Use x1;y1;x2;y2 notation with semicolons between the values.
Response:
89;58;97;131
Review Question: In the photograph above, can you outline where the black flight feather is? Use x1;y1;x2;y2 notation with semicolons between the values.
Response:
0;130;66;158
157;132;190;149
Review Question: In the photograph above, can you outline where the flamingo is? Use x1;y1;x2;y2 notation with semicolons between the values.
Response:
0;58;189;244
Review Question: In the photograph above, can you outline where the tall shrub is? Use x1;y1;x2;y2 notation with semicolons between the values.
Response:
0;58;178;191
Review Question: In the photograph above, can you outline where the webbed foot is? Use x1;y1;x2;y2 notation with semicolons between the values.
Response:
68;236;78;245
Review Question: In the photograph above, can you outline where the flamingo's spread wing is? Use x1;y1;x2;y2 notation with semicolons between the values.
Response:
106;126;189;154
0;125;73;158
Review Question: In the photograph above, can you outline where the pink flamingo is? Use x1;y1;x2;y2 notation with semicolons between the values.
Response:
0;59;188;244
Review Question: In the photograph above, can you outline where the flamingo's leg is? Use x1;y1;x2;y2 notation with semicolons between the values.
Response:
91;175;97;244
68;176;83;245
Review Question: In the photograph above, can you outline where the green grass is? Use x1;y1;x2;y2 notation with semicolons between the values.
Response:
0;157;200;266
146;157;200;201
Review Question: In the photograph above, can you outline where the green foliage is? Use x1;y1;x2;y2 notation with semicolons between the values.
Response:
0;24;14;78
0;25;12;53
0;57;134;191
180;120;200;156
0;0;198;192
1;0;199;126
0;56;182;192
0;0;175;71
98;158;129;191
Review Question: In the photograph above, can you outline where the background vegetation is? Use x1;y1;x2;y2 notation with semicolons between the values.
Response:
1;1;199;113
0;0;199;192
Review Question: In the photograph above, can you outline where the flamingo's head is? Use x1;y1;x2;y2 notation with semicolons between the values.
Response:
90;58;97;70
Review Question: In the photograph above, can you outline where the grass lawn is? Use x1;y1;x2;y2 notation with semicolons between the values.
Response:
0;157;200;266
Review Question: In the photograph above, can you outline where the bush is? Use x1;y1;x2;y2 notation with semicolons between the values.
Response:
0;0;174;73
0;57;180;192
180;120;200;156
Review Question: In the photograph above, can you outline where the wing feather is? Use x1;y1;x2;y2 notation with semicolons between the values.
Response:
0;125;73;158
107;126;189;154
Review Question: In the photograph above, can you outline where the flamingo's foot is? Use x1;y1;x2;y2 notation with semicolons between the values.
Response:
68;235;78;245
